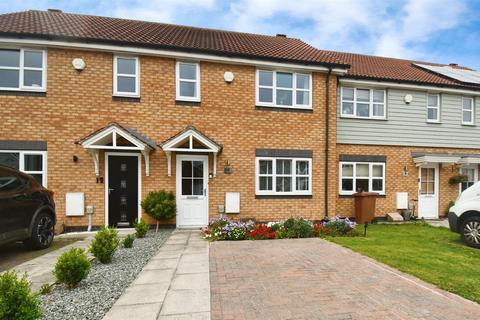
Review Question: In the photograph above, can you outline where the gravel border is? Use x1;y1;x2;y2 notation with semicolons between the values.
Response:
40;229;172;320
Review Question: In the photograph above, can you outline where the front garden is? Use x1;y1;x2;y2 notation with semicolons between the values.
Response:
203;216;359;241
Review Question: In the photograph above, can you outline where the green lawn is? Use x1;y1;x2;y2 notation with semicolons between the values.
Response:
328;223;480;304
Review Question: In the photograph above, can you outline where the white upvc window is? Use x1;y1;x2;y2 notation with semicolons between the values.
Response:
339;162;385;195
0;48;46;91
113;56;140;97
462;97;474;125
426;94;440;122
459;166;477;193
256;70;312;109
0;150;47;186
340;87;386;119
255;157;312;195
176;61;200;101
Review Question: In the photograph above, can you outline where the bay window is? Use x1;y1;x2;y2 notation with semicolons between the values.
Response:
341;87;386;119
256;70;311;109
0;48;46;91
256;157;312;195
340;162;385;195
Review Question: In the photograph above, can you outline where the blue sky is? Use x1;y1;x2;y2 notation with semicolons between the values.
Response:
1;0;480;69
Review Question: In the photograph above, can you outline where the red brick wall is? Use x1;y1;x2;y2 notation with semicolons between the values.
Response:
0;48;338;230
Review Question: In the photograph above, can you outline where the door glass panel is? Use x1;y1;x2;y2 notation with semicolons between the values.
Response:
192;161;203;178
182;178;193;195
193;179;203;195
182;161;192;177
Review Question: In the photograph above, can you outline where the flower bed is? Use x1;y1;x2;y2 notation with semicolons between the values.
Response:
203;216;359;241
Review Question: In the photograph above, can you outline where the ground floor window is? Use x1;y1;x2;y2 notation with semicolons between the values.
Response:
256;157;312;195
339;161;385;195
460;166;477;192
0;151;47;186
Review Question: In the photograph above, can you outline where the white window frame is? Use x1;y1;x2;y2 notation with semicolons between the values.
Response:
459;165;478;194
113;55;140;97
462;96;474;125
340;87;386;119
176;61;200;102
256;69;312;109
0;150;47;186
0;48;47;92
339;161;385;195
255;157;312;196
426;93;440;123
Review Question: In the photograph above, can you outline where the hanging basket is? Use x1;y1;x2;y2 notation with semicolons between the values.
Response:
448;174;468;185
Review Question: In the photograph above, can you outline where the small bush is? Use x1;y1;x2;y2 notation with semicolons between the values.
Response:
134;218;149;238
278;217;313;238
89;227;120;263
0;271;42;320
123;234;135;248
39;283;52;295
316;217;359;237
141;190;176;232
54;248;91;288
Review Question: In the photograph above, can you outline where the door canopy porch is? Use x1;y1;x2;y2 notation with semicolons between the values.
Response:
160;126;222;177
77;122;156;176
412;152;480;167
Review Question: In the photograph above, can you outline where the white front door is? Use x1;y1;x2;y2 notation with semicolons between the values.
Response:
418;164;439;219
176;155;209;228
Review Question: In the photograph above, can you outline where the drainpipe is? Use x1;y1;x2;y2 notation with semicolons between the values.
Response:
324;68;332;219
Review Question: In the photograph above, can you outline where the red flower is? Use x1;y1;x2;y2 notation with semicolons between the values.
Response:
248;224;276;240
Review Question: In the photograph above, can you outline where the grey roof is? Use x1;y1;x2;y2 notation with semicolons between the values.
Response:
126;127;157;149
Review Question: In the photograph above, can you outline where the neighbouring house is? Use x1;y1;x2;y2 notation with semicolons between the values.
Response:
0;10;479;231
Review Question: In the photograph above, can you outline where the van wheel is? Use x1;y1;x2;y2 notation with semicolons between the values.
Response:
24;212;55;250
460;216;480;249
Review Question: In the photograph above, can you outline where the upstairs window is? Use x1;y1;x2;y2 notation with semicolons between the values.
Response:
256;70;311;109
341;87;386;119
176;62;200;101
462;97;474;125
427;94;440;122
339;162;385;195
256;157;312;195
0;49;46;91
113;56;139;97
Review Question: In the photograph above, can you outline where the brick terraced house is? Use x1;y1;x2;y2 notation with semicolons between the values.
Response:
1;10;480;231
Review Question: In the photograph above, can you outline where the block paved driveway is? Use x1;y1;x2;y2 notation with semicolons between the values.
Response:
210;238;480;320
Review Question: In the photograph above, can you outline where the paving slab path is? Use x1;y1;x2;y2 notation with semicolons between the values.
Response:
103;230;210;320
210;238;480;320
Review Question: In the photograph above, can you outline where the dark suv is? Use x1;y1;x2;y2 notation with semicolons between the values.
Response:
0;165;56;249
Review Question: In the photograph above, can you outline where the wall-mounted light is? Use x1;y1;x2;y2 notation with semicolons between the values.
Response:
403;166;409;176
73;155;79;163
72;58;86;71
224;160;232;174
224;71;234;83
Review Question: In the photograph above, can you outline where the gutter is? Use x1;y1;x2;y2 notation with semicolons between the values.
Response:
324;68;332;218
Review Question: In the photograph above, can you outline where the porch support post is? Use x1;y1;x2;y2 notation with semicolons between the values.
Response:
88;149;100;177
141;149;150;176
166;151;172;176
213;152;217;177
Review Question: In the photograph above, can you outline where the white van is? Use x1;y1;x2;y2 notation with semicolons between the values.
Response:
449;182;480;248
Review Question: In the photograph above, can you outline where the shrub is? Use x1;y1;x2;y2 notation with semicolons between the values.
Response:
39;283;52;295
54;248;91;288
316;217;359;237
278;217;313;238
141;190;176;232
123;234;135;248
248;224;276;240
134;218;149;238
89;227;120;263
0;271;42;320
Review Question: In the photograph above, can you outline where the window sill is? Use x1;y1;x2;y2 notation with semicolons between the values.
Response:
112;96;141;103
255;194;313;199
176;100;201;107
0;90;46;97
256;105;313;113
340;115;387;121
426;120;441;124
462;123;476;127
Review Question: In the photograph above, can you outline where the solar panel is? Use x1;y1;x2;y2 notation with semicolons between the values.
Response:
415;64;480;85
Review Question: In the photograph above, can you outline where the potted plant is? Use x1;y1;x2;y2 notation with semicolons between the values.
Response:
141;190;176;232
